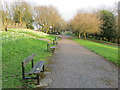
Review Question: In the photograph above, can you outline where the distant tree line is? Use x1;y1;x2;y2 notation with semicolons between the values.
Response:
69;2;120;44
0;1;119;43
0;2;33;29
0;1;66;34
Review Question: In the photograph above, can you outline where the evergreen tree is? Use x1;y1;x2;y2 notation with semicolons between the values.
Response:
100;10;116;41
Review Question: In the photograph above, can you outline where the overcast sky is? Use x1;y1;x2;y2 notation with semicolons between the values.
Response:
2;0;119;21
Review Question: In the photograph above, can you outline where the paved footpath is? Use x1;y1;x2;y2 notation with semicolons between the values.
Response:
47;35;118;88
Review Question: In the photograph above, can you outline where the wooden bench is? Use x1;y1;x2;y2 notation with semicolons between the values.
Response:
53;37;58;45
22;53;45;84
47;37;58;53
53;40;58;45
47;43;56;53
50;46;56;52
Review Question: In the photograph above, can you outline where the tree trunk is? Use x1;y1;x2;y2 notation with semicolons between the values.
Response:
5;26;8;31
42;26;44;32
46;27;49;34
78;32;81;38
102;37;104;40
108;38;110;42
117;38;120;44
52;24;54;33
84;33;86;40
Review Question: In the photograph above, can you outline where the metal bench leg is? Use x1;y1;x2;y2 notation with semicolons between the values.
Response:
37;74;39;84
43;65;44;72
53;48;55;53
41;65;44;72
52;49;54;53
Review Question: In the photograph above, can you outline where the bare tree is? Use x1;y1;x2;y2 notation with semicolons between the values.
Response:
70;11;101;39
118;1;120;43
34;5;64;33
0;2;12;30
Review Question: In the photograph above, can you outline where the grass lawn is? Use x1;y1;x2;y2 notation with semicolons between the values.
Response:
2;29;55;88
87;38;119;46
66;32;119;46
9;29;56;40
74;38;119;65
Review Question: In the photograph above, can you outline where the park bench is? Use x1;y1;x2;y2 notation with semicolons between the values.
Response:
47;43;56;53
54;37;58;45
22;53;45;84
53;40;58;45
47;37;58;53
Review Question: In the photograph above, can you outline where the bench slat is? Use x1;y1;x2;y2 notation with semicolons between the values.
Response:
22;53;36;67
28;61;45;75
28;61;41;75
50;46;56;48
34;61;45;74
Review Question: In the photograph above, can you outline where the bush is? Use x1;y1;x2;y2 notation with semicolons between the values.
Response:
51;32;60;35
26;23;34;29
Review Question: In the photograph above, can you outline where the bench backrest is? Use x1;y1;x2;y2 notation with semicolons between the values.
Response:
55;37;58;41
47;43;50;47
22;53;36;67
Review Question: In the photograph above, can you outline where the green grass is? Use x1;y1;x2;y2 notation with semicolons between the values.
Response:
87;38;119;45
0;31;2;89
2;29;56;88
74;38;119;65
66;31;118;46
9;29;55;40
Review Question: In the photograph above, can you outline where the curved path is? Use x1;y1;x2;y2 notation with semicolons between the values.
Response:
47;35;118;88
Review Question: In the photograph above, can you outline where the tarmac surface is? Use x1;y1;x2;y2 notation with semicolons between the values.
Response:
46;35;118;88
